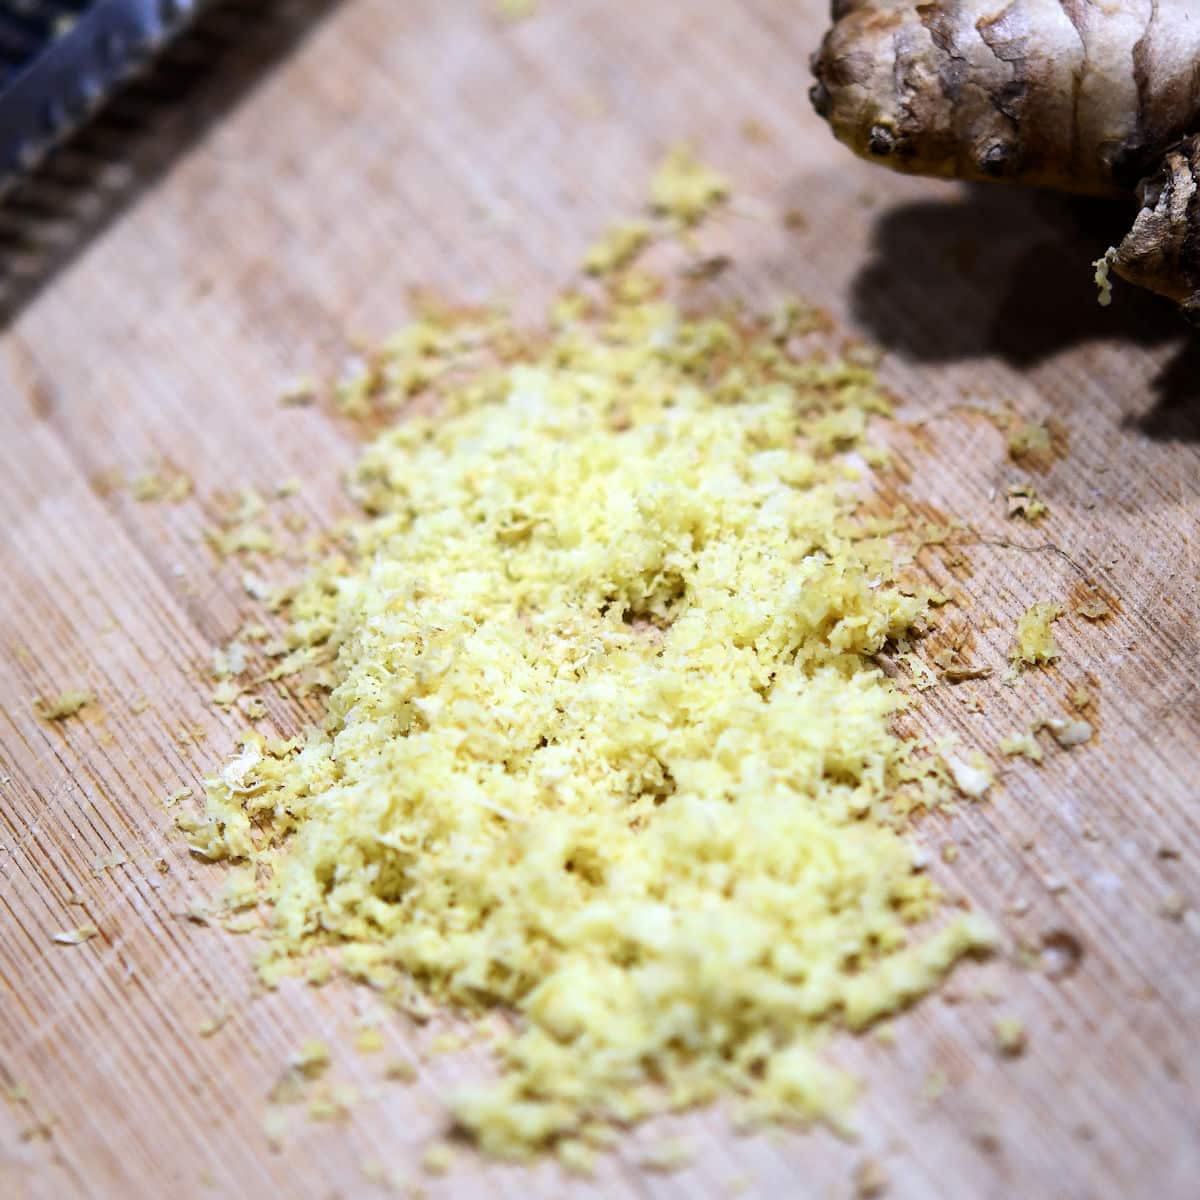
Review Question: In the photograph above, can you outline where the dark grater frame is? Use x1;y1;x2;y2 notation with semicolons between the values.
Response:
0;2;215;188
0;0;334;319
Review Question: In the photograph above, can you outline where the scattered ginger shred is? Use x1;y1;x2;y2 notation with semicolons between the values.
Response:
421;1142;454;1176
993;1016;1027;1057
188;214;996;1163
290;1040;331;1079
495;0;537;20
430;1032;465;1055
1039;716;1093;748
35;690;93;721
280;376;317;406
945;754;993;799
262;1108;288;1150
639;1138;692;1174
1005;482;1047;522
308;1084;357;1122
1007;421;1052;462
583;221;651;276
557;1138;596;1176
211;681;242;708
130;467;193;503
1011;601;1062;666
52;924;98;945
649;144;729;225
1093;248;1117;307
197;1005;230;1037
1000;732;1043;762
384;1058;418;1084
354;1027;386;1054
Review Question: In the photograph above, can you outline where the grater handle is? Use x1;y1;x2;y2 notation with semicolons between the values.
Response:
0;0;209;192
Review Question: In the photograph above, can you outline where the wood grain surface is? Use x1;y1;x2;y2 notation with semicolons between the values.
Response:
2;2;1198;1197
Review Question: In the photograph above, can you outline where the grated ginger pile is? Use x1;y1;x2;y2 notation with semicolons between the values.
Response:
183;273;994;1160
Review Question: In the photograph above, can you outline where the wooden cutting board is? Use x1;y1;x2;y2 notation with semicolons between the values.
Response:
2;2;1197;1196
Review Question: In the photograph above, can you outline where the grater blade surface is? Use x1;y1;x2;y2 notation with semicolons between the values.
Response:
0;1;214;193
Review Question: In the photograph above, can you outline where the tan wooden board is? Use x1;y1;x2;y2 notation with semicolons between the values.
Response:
1;2;1198;1197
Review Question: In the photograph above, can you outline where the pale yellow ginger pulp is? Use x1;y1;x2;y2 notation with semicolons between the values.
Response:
1012;601;1062;666
583;221;652;276
649;144;729;225
187;292;994;1158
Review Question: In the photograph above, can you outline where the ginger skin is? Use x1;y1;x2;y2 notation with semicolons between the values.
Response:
810;1;1200;314
1113;134;1200;316
810;0;1200;194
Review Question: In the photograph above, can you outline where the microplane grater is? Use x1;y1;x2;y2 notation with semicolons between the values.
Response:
0;0;332;322
0;1;212;193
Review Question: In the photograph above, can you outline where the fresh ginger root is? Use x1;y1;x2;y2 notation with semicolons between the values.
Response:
810;0;1200;314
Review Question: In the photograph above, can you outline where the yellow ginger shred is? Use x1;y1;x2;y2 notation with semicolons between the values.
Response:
354;1027;386;1054
945;753;994;799
211;680;242;708
308;1084;357;1122
583;220;651;276
384;1058;418;1084
206;523;278;558
290;1039;331;1079
279;375;317;406
1007;421;1052;462
191;263;994;1160
421;1142;454;1176
92;852;129;874
130;466;193;503
1005;482;1047;522
197;1004;230;1038
35;690;93;721
1000;732;1043;762
649;144;729;225
52;924;98;945
262;1108;288;1150
495;0;537;21
1011;601;1062;666
1093;247;1117;307
430;1032;465;1055
557;1138;597;1176
992;1016;1027;1057
639;1138;692;1174
1039;716;1093;748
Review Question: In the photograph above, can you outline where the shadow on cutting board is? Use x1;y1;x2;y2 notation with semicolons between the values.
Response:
0;0;344;331
1135;339;1200;441
848;185;1200;441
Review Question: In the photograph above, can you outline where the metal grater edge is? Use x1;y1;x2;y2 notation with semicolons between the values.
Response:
0;0;215;196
